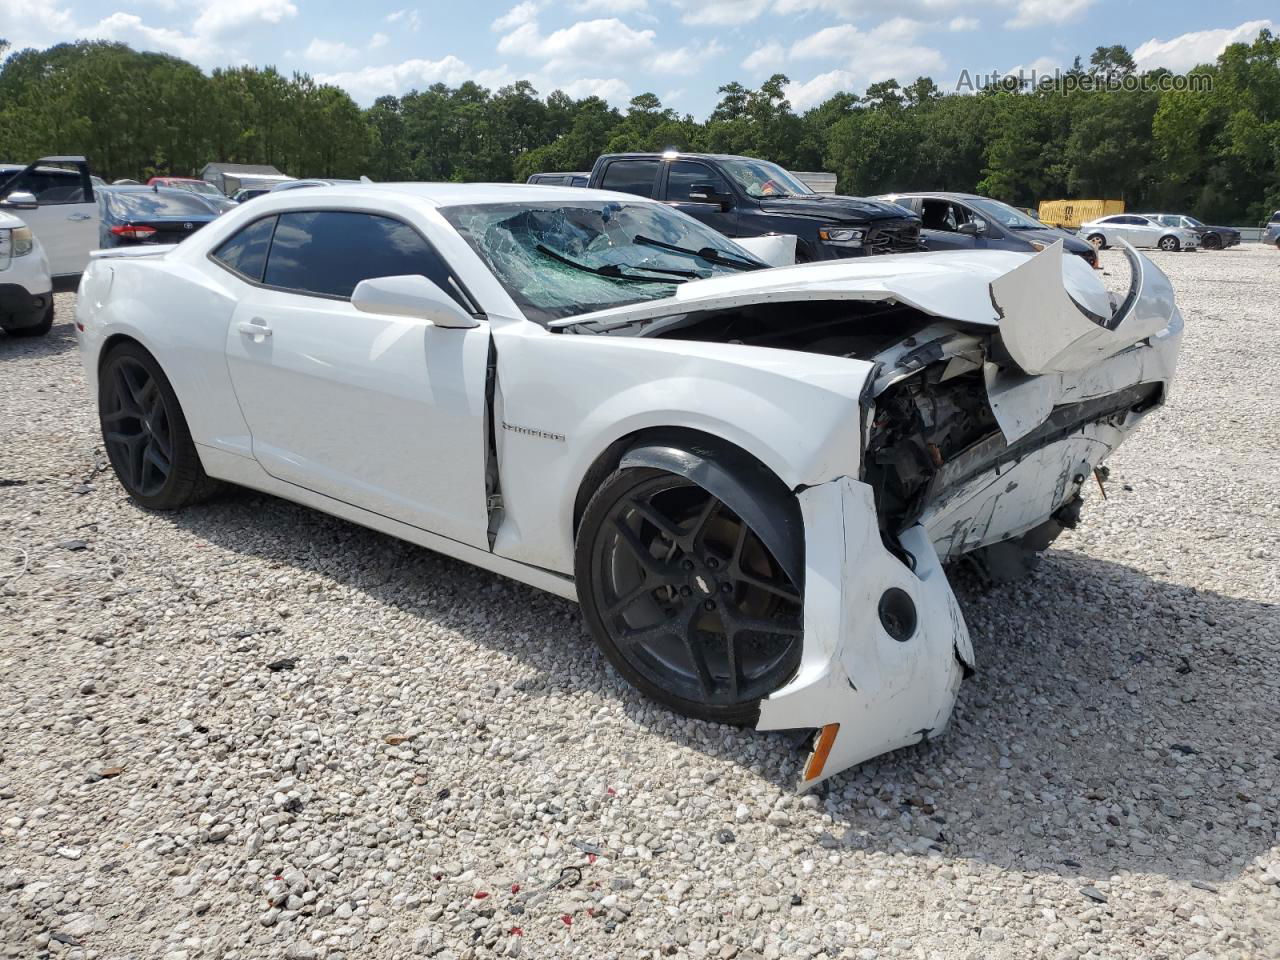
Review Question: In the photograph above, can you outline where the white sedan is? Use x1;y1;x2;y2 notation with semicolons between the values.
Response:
75;183;1183;786
1079;213;1199;252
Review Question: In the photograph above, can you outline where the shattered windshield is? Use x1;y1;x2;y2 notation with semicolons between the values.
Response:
441;201;765;324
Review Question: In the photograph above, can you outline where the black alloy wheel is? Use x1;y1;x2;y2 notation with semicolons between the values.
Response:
98;343;217;509
577;468;803;725
1201;233;1222;250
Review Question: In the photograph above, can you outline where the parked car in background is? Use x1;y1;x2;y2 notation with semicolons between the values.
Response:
1079;214;1199;252
96;186;220;249
1262;210;1279;248
1142;213;1240;250
231;187;272;203
876;192;1099;267
586;152;921;261
0;207;54;337
0;155;99;281
527;172;589;187
270;179;363;192
148;176;238;213
75;182;1183;785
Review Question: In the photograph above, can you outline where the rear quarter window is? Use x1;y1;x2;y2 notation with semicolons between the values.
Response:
211;216;277;283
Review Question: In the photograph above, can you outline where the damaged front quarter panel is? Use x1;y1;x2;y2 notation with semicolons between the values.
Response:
756;479;972;788
753;240;1180;789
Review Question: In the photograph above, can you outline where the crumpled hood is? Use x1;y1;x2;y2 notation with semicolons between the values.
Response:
553;247;1102;331
554;242;1177;378
755;194;918;223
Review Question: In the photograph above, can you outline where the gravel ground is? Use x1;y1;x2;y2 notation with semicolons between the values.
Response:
1;246;1277;960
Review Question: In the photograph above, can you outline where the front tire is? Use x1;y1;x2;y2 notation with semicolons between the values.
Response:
1202;233;1222;250
1158;236;1180;251
1086;233;1106;250
576;467;803;726
98;342;218;510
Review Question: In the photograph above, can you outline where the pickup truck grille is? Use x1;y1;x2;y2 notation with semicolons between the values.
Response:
865;221;922;254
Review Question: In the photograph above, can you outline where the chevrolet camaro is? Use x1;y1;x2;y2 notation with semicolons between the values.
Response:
75;183;1183;786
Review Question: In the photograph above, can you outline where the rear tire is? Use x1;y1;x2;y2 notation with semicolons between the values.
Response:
576;467;803;726
6;300;54;337
98;342;219;510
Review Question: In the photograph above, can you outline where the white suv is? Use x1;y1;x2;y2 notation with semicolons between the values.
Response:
0;156;100;282
0;208;54;337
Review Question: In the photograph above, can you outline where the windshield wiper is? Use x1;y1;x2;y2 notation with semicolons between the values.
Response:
633;235;764;271
535;244;693;282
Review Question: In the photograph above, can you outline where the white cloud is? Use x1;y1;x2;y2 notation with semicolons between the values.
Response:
304;38;358;64
678;0;769;26
780;19;946;109
742;41;786;72
784;71;859;111
1004;0;1093;29
650;40;724;76
192;0;297;39
384;8;420;31
317;56;507;101
87;12;216;61
492;1;540;32
1003;55;1059;81
1134;19;1273;73
0;0;77;52
574;0;648;11
948;16;978;31
368;32;389;50
553;76;631;101
497;16;656;74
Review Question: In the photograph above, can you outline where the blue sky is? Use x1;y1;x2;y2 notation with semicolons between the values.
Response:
4;0;1275;114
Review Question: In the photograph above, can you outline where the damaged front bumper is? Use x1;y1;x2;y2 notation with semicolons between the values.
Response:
758;241;1182;787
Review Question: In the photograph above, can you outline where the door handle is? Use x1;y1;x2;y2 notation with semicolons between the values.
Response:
67;213;92;221
238;320;272;338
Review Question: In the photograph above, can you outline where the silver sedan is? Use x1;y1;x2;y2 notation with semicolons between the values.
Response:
1078;214;1199;252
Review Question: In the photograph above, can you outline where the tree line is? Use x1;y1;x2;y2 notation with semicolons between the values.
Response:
1;32;1277;223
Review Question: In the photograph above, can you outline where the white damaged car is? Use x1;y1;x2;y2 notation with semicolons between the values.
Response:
74;184;1182;786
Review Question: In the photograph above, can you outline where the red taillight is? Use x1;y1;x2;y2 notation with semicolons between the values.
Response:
110;224;157;239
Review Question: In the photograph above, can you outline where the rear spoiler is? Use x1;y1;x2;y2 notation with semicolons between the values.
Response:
90;245;178;260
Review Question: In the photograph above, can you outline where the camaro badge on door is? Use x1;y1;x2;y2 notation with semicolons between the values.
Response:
502;421;565;443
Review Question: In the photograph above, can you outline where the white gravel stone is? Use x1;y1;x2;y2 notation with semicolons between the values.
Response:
1;251;1279;959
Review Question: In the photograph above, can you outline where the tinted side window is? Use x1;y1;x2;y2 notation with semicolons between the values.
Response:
600;160;658;198
666;161;729;202
212;216;277;282
263;211;468;306
3;168;86;204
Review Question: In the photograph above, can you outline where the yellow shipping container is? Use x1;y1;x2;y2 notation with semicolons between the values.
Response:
1037;199;1125;229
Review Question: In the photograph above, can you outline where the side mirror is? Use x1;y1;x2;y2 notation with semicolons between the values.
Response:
351;274;480;329
2;190;38;210
957;221;981;236
688;183;732;210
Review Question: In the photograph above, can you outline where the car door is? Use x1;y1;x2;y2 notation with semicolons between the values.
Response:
216;209;494;549
1119;216;1158;247
0;159;98;277
917;198;983;251
661;159;741;236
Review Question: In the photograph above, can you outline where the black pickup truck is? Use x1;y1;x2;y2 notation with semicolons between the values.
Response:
585;152;921;261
